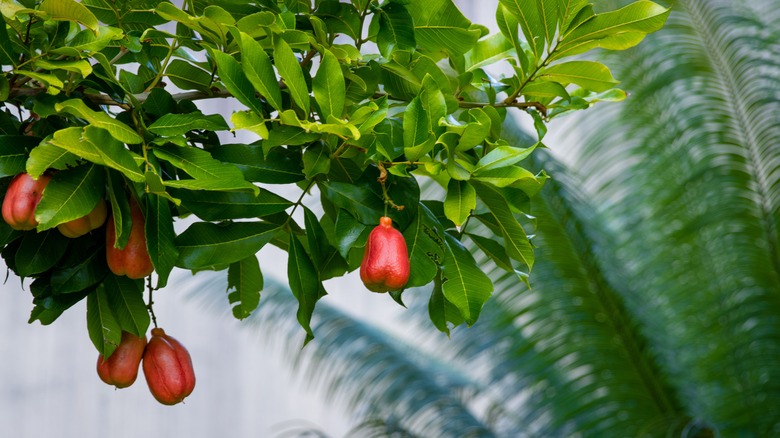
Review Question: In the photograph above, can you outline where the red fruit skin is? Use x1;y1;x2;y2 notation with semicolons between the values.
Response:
1;173;51;230
96;332;147;389
359;216;410;292
143;328;196;406
58;198;107;238
106;199;154;279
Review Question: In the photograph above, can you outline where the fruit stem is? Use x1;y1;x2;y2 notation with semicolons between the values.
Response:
146;276;158;329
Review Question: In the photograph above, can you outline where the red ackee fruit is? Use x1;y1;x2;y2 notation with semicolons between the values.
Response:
106;198;154;279
58;199;107;238
142;328;196;406
359;216;410;292
96;332;148;389
1;173;51;230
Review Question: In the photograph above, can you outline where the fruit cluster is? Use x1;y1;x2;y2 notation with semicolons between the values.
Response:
97;328;195;405
2;171;154;278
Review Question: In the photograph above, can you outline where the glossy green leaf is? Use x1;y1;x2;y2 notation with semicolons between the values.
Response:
376;2;416;58
227;255;263;320
315;0;362;40
428;271;465;335
466;232;514;272
274;37;311;116
539;61;619;92
210;144;305;184
147;112;229;137
406;0;481;57
474;144;538;172
441;233;493;325
34;59;93;77
172;188;292;221
152;143;258;193
303;143;331;178
1;136;37;177
106;169;132;250
86;286;121;358
26;144;79;178
145;194;178;288
288;233;325;345
175;221;279;269
35;163;105;231
40;0;99;33
403;203;447;288
555;1;670;60
237;31;283;111
403;96;434;161
474;182;534;268
304;207;348;280
102;275;149;338
231;110;269;139
444;179;476;227
313;50;346;120
14;231;68;277
210;49;265;115
55;100;142;144
319;181;384;225
499;0;545;58
464;33;516;72
165;59;213;92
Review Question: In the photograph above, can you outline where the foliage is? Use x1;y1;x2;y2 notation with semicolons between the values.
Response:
0;0;667;354
186;0;780;436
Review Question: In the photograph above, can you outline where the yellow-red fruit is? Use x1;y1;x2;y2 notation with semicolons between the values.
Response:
58;199;107;238
106;199;154;279
360;216;410;292
143;328;196;406
2;173;51;230
96;332;147;389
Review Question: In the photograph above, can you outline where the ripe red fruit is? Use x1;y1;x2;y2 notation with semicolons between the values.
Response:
143;328;196;406
106;198;154;279
58;198;107;238
96;332;147;389
360;216;410;292
1;173;51;230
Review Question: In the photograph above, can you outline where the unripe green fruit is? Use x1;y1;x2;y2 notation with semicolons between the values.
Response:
1;173;51;230
143;328;196;406
360;216;410;292
58;199;107;238
97;332;147;389
106;198;154;279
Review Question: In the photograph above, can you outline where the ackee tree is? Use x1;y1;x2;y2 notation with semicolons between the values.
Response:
0;0;667;403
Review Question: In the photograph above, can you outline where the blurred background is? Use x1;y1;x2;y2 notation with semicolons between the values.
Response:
2;0;780;436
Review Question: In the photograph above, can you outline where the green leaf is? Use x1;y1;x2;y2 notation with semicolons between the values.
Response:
539;61;619;92
145;194;178;289
444;179;476;227
210;144;305;184
0;136;37;177
102;275;149;338
428;270;465;335
14;231;68;277
86;286;121;358
165;59;213;92
274;37;311;116
376;2;416;58
227;255;263;319
315;0;362;41
40;0;99;33
106;169;132;250
403;96;434;161
210;49;265;115
33;59;93;77
319;181;384;225
0;15;16;66
35;163;105;231
171;188;292;221
288;233;325;345
26;144;79;178
152;143;258;193
82;127;145;182
303;143;331;179
406;0;481;57
473;182;534;268
313;50;346;121
499;0;545;58
555;1;670;60
147;112;229;137
175;221;279;269
51;245;108;294
304;207;348;280
474;144;538;172
403;203;447;288
441;233;493;325
466;232;515;272
231;110;269;139
464;33;516;72
55;100;143;144
236;31;283;111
